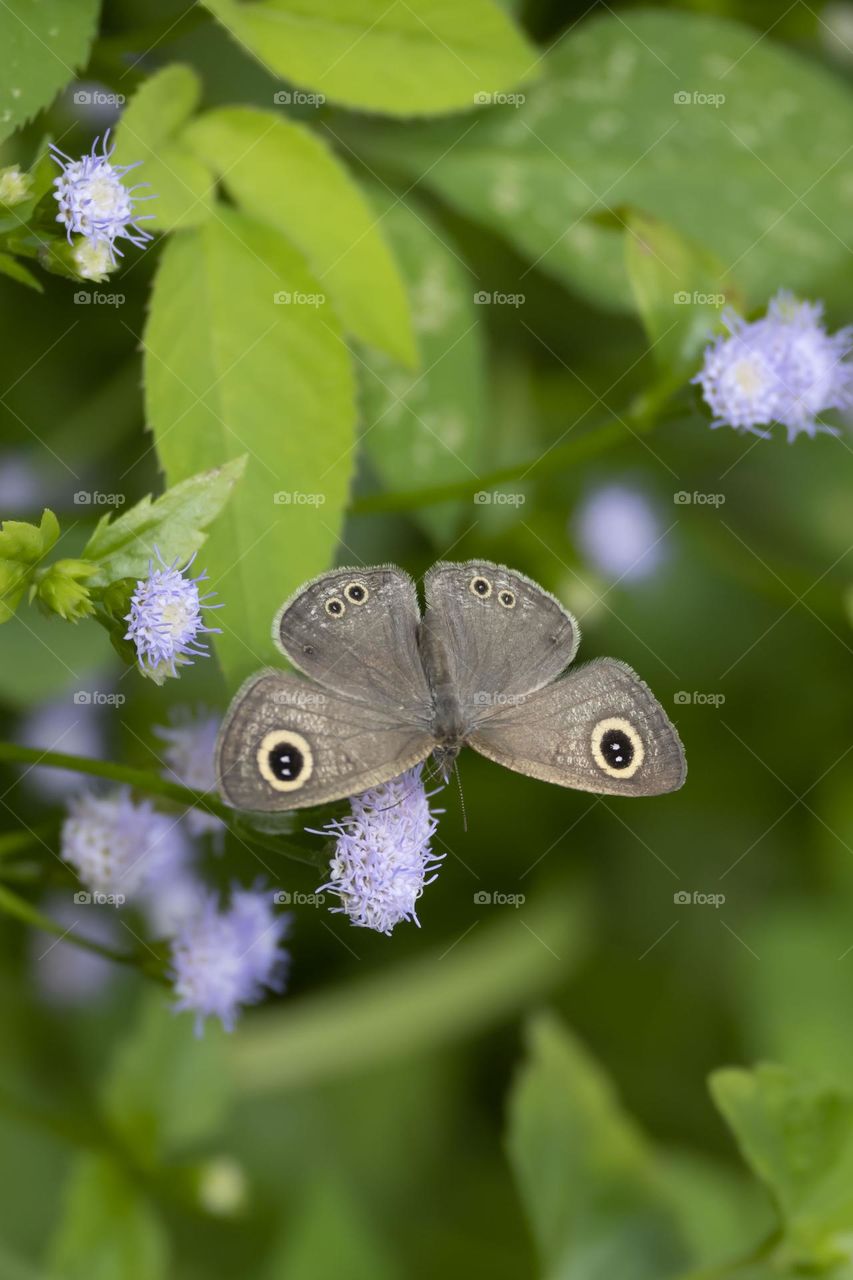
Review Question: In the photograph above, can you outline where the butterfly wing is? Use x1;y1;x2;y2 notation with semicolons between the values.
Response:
467;658;686;797
420;560;579;717
216;670;435;812
275;564;432;718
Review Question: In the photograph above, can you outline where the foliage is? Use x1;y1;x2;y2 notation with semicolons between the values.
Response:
0;0;852;1276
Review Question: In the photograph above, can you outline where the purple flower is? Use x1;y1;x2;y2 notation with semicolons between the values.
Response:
61;787;190;900
51;131;153;261
695;290;853;440
170;887;290;1035
125;551;221;683
317;766;443;935
154;709;224;838
574;483;665;582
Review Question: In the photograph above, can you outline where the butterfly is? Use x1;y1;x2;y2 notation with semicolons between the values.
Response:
215;561;686;811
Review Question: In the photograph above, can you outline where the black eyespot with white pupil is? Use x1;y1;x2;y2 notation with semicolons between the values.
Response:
469;575;492;599
591;717;644;780
257;729;314;792
498;589;516;609
344;581;368;604
325;596;345;617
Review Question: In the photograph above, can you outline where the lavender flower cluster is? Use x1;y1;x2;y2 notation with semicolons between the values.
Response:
695;290;853;440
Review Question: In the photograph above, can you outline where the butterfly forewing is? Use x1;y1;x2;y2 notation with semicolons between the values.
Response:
275;565;433;718
420;561;579;726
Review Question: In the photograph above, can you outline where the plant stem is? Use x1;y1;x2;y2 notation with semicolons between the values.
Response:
0;742;320;865
350;391;689;516
0;882;163;978
0;741;230;817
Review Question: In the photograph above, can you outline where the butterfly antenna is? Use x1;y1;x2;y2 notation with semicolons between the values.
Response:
453;759;468;834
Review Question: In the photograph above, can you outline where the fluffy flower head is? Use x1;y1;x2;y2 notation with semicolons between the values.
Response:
170;888;290;1034
318;766;443;935
155;709;223;837
695;290;853;440
574;483;664;582
61;787;189;899
51;131;153;260
125;550;220;682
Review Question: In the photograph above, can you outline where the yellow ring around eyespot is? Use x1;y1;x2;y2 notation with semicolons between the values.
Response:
469;575;492;599
324;596;345;617
257;729;314;792
344;581;369;604
591;716;644;780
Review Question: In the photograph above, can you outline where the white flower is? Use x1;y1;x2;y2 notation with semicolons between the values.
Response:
317;766;443;935
154;709;224;838
574;483;665;582
61;788;190;899
124;550;221;683
51;131;153;261
695;290;853;440
170;888;290;1034
72;237;114;282
0;165;32;207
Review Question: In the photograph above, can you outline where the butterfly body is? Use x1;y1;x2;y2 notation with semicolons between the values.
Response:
216;561;686;812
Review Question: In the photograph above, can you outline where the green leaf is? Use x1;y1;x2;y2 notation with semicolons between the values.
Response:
0;253;42;293
353;9;853;312
624;210;743;377
710;1064;853;1264
359;188;486;545
100;990;230;1168
0;509;60;623
144;211;356;689
112;64;215;232
0;0;100;146
184;106;416;365
265;1177;402;1280
82;456;247;588
199;0;537;116
506;1013;688;1280
49;1153;169;1280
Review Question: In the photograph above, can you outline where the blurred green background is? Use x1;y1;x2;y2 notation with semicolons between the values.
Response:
1;0;853;1275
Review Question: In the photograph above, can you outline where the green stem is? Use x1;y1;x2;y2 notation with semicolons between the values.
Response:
0;882;164;979
0;742;321;865
0;741;230;817
351;391;688;516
